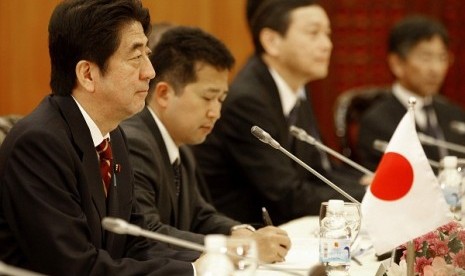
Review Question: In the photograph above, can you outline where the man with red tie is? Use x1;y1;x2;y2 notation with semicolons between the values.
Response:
0;0;201;275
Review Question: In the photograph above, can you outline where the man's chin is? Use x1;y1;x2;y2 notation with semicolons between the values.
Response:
189;137;207;146
308;70;329;82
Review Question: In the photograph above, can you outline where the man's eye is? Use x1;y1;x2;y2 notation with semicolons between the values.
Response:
219;95;227;103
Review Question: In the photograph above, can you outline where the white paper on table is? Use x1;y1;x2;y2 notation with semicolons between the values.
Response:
261;237;320;271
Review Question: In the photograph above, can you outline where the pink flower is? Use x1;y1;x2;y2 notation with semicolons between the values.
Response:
396;221;465;275
438;221;461;235
429;239;449;258
452;249;465;269
415;256;432;275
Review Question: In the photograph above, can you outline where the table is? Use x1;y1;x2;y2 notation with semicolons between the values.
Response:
256;216;383;275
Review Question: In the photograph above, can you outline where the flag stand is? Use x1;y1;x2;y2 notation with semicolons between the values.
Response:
406;241;414;276
406;98;416;276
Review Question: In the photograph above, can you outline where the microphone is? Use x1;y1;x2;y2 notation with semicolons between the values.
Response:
251;126;360;204
102;217;304;276
289;125;374;176
450;121;465;135
373;139;388;153
418;132;465;155
373;139;440;169
251;126;280;149
0;262;46;276
102;217;205;252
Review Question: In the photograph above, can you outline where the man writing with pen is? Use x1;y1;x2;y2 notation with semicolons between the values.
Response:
120;26;290;263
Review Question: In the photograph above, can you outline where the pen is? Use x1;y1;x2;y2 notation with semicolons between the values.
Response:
262;207;288;262
261;207;274;226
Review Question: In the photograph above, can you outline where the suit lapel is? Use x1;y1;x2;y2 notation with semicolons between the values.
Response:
52;96;107;223
139;108;179;220
252;56;289;142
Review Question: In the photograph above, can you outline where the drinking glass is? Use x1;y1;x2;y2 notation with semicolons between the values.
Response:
226;236;258;276
319;201;362;245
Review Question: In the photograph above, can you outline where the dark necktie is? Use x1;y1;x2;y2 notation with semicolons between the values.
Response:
423;103;447;159
305;97;331;171
96;138;113;197
172;158;182;197
287;100;301;128
287;99;301;148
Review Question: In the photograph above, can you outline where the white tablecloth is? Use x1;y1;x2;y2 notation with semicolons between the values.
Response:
256;216;382;275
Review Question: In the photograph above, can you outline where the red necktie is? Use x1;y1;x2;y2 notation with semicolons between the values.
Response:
96;138;113;197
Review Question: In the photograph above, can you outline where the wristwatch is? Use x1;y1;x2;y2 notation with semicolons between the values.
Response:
230;224;256;233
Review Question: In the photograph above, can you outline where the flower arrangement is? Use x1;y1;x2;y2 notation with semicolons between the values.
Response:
385;221;465;276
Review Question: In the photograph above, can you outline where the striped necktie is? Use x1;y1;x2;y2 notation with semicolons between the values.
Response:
96;138;113;197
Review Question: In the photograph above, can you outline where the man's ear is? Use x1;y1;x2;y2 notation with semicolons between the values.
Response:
260;28;282;57
387;54;405;79
153;82;173;108
75;60;96;92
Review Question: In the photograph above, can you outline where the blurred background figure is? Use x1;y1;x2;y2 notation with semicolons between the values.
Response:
357;15;465;171
193;0;367;226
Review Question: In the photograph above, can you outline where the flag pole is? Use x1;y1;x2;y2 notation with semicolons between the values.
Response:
406;241;415;276
406;97;416;276
407;97;417;115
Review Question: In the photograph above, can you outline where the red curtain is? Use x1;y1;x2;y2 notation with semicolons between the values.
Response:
312;0;465;148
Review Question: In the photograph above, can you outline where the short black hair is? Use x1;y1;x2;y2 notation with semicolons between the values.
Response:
388;15;449;59
49;0;151;95
246;0;266;30
146;26;235;102
248;0;318;55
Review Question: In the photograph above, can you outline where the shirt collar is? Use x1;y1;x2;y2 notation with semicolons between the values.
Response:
392;82;433;111
72;96;109;147
147;106;180;164
268;68;306;116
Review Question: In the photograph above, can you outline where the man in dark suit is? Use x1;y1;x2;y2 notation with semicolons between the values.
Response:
121;26;291;263
0;1;200;275
192;0;368;226
357;15;465;172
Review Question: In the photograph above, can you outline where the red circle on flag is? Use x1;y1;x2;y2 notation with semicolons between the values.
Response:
371;152;414;201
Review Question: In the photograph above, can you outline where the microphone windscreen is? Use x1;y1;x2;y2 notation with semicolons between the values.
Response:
251;126;267;142
450;121;465;134
102;217;127;234
373;140;388;152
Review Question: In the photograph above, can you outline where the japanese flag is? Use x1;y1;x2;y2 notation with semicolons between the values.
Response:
361;108;450;255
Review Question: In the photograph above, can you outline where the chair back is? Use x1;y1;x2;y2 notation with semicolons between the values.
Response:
333;86;390;161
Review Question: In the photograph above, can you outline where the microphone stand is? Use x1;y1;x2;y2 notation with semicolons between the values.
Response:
450;121;465;135
290;126;374;176
102;217;304;276
251;126;360;204
418;133;465;155
373;139;439;169
102;217;205;252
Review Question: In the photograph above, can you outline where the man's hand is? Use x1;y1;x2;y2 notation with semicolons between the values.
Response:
232;226;291;263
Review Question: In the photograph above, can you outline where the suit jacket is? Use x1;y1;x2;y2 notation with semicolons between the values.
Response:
357;93;465;171
0;95;198;275
192;56;366;225
120;107;240;245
